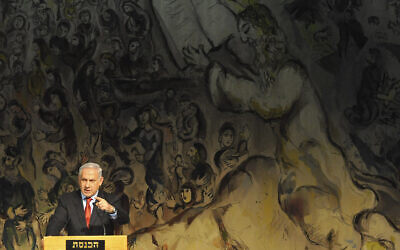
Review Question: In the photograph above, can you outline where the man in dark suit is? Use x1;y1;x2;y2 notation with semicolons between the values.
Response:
45;162;130;235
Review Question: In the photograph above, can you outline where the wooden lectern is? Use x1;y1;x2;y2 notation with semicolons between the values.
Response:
43;235;127;250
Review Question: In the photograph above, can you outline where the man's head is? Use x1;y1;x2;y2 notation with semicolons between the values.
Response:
79;10;91;24
180;183;196;205
186;142;207;164
174;154;183;165
128;38;141;54
78;162;104;197
42;159;63;179
100;52;116;71
238;4;287;61
136;106;158;126
57;20;70;37
3;146;21;169
219;122;235;148
13;15;26;30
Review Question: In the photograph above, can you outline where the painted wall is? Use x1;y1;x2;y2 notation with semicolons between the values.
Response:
0;0;399;249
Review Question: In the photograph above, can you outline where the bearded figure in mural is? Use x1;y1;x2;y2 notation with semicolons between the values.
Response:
181;3;382;249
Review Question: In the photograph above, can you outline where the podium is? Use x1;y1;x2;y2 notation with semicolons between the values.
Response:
43;235;127;250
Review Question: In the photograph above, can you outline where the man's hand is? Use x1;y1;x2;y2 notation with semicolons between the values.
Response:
102;182;116;193
15;205;28;217
94;197;115;213
16;220;27;231
38;212;52;225
33;130;46;141
182;45;210;69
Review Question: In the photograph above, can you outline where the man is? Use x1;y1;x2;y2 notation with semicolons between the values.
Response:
0;146;36;249
45;162;129;235
182;3;375;249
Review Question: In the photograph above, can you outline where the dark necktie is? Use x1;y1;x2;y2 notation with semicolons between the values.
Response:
85;198;92;228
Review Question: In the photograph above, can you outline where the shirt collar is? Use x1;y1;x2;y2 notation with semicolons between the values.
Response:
81;190;99;201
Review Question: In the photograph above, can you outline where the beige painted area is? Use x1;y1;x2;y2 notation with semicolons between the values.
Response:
132;157;323;250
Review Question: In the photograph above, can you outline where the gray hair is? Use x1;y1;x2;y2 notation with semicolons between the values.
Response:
78;162;103;178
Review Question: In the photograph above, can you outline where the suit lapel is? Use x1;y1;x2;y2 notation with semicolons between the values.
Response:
72;191;87;230
90;202;101;228
90;191;104;229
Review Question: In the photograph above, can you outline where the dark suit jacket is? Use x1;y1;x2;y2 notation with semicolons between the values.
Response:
46;190;129;236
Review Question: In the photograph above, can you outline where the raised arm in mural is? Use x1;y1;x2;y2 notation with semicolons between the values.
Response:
183;3;378;249
35;88;77;160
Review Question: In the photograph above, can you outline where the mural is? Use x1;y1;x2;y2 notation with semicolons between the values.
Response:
0;0;400;249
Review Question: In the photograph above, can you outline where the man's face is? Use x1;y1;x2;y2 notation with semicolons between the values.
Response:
221;129;234;147
180;100;190;111
265;31;286;59
128;41;140;54
139;111;150;125
65;184;75;193
4;155;16;168
180;188;192;204
186;146;197;158
123;4;133;13
81;12;90;24
175;156;183;165
50;94;62;110
102;11;111;22
71;36;80;46
101;160;109;174
38;9;47;19
101;58;112;69
57;25;69;37
46;72;55;81
14;16;24;30
38;3;47;10
153;188;166;203
238;19;259;45
79;168;104;197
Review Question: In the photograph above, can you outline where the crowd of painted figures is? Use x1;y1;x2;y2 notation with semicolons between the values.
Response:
1;0;400;249
0;1;253;248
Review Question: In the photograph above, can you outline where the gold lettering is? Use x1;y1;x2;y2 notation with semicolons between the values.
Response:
88;242;93;248
79;242;84;248
93;242;99;248
84;241;87;248
73;242;78;248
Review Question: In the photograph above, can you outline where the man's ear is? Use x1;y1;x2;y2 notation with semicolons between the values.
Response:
99;176;104;186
